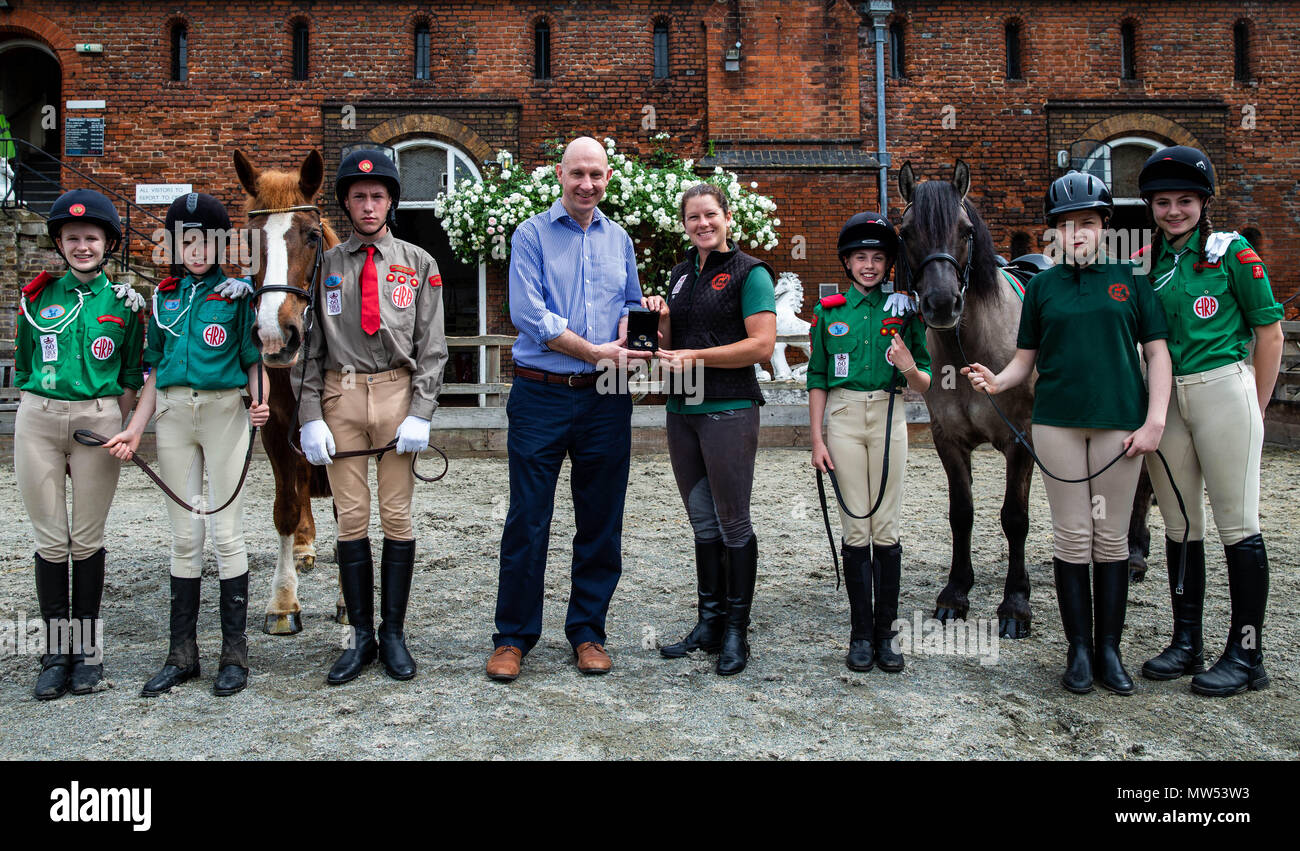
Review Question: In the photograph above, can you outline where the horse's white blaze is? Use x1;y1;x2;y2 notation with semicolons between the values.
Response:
257;213;294;353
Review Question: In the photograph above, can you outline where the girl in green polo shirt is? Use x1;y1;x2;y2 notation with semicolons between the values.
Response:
1134;147;1284;697
15;189;145;700
103;192;268;698
964;173;1172;696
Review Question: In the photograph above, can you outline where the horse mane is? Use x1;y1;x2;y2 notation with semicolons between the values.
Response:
908;180;1001;302
242;167;341;249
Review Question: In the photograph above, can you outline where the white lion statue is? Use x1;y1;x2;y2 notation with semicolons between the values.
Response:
756;271;812;381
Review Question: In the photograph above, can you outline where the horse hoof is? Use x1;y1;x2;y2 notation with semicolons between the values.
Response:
998;618;1030;640
264;612;303;636
934;607;968;624
295;554;316;573
336;605;349;625
1129;564;1147;582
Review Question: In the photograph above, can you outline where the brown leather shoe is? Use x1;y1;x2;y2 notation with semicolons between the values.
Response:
486;645;522;682
575;641;612;675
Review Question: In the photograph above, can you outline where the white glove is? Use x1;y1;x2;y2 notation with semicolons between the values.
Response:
395;415;431;455
300;419;335;466
884;292;915;318
215;277;255;299
112;283;145;313
1203;231;1241;265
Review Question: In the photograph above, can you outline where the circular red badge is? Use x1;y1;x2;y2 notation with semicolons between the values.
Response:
1108;283;1129;302
710;273;732;291
90;336;115;360
1193;296;1218;319
70;203;86;217
391;284;414;309
358;160;374;173
203;324;227;347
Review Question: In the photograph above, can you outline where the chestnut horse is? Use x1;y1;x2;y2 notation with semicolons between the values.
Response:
233;149;342;635
899;160;1154;640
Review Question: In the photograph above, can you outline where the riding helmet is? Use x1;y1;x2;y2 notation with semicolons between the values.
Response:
1137;146;1215;197
1044;171;1113;226
163;192;232;266
335;148;401;208
47;189;122;251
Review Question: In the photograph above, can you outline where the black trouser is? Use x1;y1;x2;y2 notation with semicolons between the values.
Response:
666;407;760;547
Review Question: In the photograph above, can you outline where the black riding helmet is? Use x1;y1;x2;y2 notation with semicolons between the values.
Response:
164;192;232;266
837;212;898;283
1137;145;1215;197
335;148;401;208
1044;171;1113;226
47;189;122;253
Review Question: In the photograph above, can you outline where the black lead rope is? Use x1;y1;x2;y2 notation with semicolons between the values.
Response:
953;315;1192;595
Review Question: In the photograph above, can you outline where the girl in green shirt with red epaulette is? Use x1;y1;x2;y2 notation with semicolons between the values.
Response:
965;173;1172;696
1134;147;1284;697
15;189;145;700
104;192;269;698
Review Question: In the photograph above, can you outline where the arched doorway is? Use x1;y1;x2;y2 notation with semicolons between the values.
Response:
0;39;61;208
1097;136;1164;245
390;138;487;404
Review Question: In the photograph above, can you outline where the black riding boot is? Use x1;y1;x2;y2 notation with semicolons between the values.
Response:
1053;558;1093;694
69;548;106;695
1093;560;1135;695
33;553;71;701
141;576;201;697
717;535;757;676
1191;535;1269;696
661;538;728;658
378;538;417;681
327;538;377;685
873;542;905;672
843;544;875;672
214;572;250;696
1142;538;1205;680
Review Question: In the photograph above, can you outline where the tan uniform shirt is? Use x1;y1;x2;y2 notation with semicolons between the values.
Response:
298;229;448;422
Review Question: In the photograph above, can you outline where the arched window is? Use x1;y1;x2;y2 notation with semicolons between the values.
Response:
1120;21;1137;80
171;23;188;82
292;21;309;81
1010;231;1031;259
535;21;552;80
653;22;669;79
888;22;905;79
1233;20;1252;82
415;23;431;80
1005;21;1023;80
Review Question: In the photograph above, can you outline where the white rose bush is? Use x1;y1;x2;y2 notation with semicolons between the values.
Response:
432;136;781;296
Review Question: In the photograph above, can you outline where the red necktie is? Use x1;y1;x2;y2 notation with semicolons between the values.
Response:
360;245;380;335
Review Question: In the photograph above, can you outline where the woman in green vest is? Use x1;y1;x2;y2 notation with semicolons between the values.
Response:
1135;146;1284;696
14;189;145;700
103;192;268;698
651;182;776;676
965;173;1172;695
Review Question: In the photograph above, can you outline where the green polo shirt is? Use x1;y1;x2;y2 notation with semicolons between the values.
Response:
144;269;260;390
15;270;144;400
806;283;931;393
1147;230;1283;376
1017;258;1168;430
665;265;777;415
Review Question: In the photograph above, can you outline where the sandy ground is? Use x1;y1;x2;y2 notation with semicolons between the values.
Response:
0;435;1296;761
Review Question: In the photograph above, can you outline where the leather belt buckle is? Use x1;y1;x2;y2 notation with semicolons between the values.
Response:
567;374;580;387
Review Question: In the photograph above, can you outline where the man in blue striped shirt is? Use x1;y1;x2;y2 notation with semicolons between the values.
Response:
487;136;649;682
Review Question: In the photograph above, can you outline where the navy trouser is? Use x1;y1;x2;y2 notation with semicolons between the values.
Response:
493;375;632;654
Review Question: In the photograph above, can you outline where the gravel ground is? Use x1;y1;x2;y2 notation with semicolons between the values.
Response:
1;436;1296;760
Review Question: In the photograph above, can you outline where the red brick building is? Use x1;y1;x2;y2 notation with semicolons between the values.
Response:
3;0;1297;364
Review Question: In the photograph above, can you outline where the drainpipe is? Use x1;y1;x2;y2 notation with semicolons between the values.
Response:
867;1;893;214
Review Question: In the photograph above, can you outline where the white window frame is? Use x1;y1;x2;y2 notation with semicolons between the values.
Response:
1087;136;1164;206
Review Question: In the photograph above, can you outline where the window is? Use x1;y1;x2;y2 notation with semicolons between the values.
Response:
292;22;309;81
171;24;188;82
1010;231;1031;259
1005;22;1022;80
1234;20;1252;82
653;22;669;79
415;24;431;80
1120;21;1137;80
888;22;905;79
535;21;551;80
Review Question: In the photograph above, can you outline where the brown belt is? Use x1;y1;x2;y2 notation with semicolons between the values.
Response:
514;366;601;388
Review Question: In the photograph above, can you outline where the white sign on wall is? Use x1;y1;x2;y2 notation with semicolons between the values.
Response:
135;184;193;205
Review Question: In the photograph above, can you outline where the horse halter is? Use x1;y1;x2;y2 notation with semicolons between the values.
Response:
897;202;975;300
246;204;326;309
